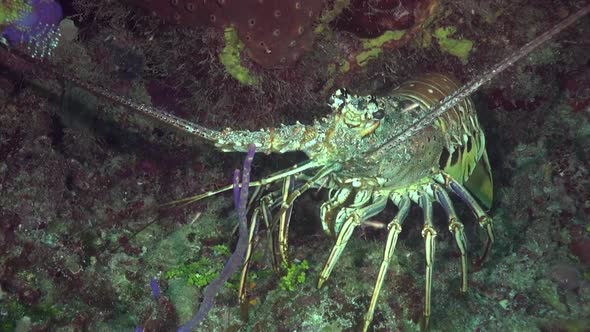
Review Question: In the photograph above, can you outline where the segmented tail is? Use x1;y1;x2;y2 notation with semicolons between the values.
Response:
363;3;590;161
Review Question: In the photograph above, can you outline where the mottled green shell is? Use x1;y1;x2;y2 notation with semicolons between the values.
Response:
391;73;493;208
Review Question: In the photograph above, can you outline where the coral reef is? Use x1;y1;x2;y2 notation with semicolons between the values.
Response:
0;0;589;331
130;0;324;69
66;0;437;134
332;0;429;38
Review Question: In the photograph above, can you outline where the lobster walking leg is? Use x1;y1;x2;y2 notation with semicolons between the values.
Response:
238;206;262;318
276;163;342;264
276;175;296;267
317;194;388;287
320;187;353;235
163;161;322;208
440;172;494;263
433;183;469;292
419;193;437;319
362;195;411;332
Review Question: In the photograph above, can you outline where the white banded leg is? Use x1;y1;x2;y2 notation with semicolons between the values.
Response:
419;193;437;319
318;194;388;288
276;163;341;265
277;175;295;267
320;187;353;236
440;172;494;263
162;160;322;208
433;184;468;292
362;195;411;332
238;203;263;319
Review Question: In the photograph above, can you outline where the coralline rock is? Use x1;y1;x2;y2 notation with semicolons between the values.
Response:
132;0;325;68
132;0;212;26
332;0;433;38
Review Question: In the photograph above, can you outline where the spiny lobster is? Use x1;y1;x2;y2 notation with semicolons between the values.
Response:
2;4;589;331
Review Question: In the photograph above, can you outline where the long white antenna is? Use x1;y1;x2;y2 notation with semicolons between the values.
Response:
363;4;590;161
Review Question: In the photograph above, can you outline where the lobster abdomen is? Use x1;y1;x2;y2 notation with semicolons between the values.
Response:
391;73;493;208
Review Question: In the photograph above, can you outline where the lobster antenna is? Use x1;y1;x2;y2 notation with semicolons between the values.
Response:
363;3;590;161
1;44;222;142
1;4;588;157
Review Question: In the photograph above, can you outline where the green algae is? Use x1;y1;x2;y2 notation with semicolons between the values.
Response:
536;279;568;313
356;30;406;66
219;27;259;86
279;259;309;291
433;26;474;63
361;30;407;49
165;244;231;287
314;0;350;34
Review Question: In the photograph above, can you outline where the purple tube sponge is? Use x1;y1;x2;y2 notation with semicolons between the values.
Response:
2;0;62;44
178;145;256;332
150;277;161;300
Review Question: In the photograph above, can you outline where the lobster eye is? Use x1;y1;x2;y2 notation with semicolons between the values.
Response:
372;109;385;120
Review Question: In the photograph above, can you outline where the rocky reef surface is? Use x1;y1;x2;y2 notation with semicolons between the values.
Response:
0;0;589;330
